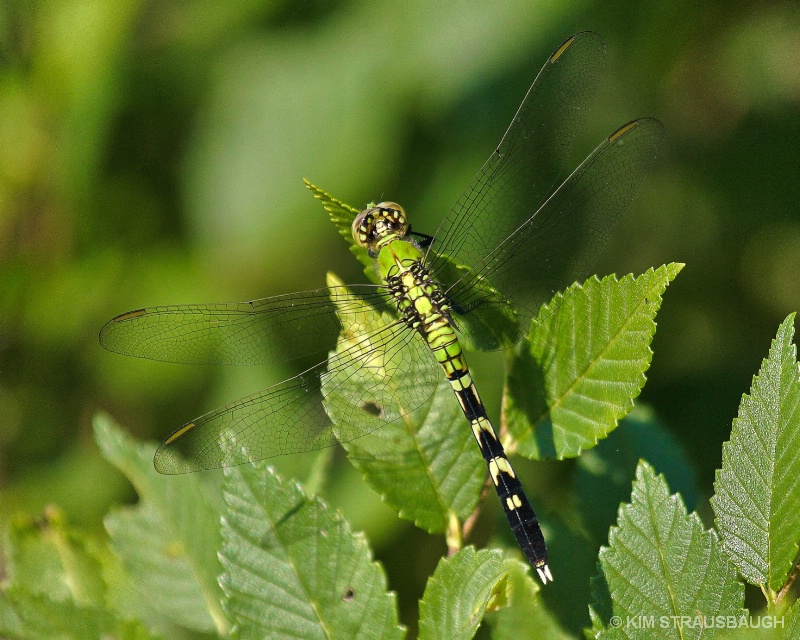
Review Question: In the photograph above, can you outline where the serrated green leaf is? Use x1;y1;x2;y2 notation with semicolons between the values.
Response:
418;547;506;640
219;462;404;640
576;406;698;545
339;378;485;532
505;263;683;460
487;558;570;640
323;273;484;533
305;179;377;280
591;461;745;639
93;414;227;635
711;313;800;595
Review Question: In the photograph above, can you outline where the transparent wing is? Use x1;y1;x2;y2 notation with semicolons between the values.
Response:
99;285;391;365
153;306;442;473
425;32;606;302
447;118;665;348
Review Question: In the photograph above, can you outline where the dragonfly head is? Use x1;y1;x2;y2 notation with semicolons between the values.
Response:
352;202;409;254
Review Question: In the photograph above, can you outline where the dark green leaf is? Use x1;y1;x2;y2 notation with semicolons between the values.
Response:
219;462;404;640
505;263;683;459
591;461;745;639
711;313;800;594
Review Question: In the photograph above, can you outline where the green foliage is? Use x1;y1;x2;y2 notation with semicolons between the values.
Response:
219;462;403;640
575;407;698;545
96;415;227;634
417;548;506;640
5;187;800;637
485;559;570;639
324;272;485;533
0;503;164;640
305;180;375;281
504;264;683;459
10;185;800;639
590;461;745;638
711;313;800;598
588;314;800;639
3;304;800;638
785;600;800;639
3;5;800;639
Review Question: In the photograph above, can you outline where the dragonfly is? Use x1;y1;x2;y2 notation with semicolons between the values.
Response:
100;32;663;584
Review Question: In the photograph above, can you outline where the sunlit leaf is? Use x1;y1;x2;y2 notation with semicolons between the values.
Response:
591;461;745;638
418;547;506;640
711;313;800;593
219;462;403;640
505;264;683;459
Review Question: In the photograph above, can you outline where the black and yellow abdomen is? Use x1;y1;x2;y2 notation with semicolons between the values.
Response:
377;237;551;583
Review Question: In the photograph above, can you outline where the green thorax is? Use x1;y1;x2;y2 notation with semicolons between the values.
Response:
350;200;447;324
377;239;424;283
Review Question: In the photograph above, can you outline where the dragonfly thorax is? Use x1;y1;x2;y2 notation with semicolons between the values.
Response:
352;202;409;254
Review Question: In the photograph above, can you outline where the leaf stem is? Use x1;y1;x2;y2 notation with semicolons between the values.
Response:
775;552;800;607
462;476;493;542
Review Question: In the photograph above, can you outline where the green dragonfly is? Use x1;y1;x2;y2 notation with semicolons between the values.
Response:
100;32;663;584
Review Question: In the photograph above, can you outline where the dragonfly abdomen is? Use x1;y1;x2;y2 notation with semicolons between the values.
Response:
381;240;551;582
449;372;551;583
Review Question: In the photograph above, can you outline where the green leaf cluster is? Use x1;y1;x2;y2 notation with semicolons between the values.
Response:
3;188;799;639
590;314;800;639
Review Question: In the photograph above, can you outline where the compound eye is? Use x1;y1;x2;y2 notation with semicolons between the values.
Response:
351;209;372;249
375;202;408;234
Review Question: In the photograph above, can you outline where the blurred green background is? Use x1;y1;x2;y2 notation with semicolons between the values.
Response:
1;0;799;618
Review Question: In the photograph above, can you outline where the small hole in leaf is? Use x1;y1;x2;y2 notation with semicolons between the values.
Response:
343;587;355;602
361;401;382;417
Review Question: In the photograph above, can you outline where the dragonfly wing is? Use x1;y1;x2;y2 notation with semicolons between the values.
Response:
425;32;606;305
321;298;443;444
154;361;334;473
448;118;665;347
154;318;442;473
99;285;390;365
